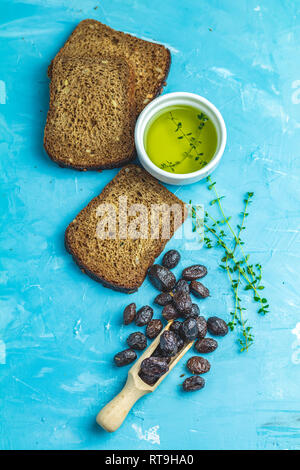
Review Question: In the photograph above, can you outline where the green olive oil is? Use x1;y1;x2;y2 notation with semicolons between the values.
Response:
144;105;218;174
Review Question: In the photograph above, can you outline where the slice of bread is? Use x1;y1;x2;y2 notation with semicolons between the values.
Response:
48;19;171;115
44;55;136;170
65;165;187;292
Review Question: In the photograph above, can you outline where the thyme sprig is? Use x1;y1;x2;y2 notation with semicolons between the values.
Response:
190;178;268;352
160;112;208;171
206;177;268;311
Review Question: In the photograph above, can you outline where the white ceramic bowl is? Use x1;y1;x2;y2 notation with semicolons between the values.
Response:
135;92;227;185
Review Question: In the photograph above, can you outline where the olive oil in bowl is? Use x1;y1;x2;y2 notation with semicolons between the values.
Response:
144;105;217;174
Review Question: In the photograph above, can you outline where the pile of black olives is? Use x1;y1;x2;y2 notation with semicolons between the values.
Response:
113;249;228;392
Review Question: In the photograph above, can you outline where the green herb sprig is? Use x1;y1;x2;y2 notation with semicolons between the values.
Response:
190;178;268;352
160;112;208;171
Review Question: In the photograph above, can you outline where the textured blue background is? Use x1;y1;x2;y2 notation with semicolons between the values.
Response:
1;0;300;450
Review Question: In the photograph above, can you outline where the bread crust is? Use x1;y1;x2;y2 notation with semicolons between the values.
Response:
44;55;136;170
65;165;187;292
48;19;171;114
45;20;171;171
64;228;138;292
44;148;137;171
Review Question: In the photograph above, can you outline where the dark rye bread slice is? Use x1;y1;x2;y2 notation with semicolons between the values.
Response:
44;55;136;170
48;19;171;115
65;165;187;292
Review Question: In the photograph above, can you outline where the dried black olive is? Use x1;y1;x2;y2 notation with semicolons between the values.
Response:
169;320;182;335
187;356;210;374
160;330;178;356
135;305;153;326
190;280;210;298
140;356;169;377
179;318;199;342
173;291;192;316
151;346;172;362
127;332;147;350
148;264;176;292
162;250;181;269
123;303;136;325
138;370;158;386
114;349;137;367
173;279;190;294
183;303;200;319
195;337;218;353
183;375;205;391
162;304;179;321
207;316;229;336
146;319;163;339
154;292;173;306
195;316;207;339
175;333;185;352
182;265;207;281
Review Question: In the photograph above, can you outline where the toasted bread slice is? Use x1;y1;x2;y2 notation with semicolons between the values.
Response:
44;55;136;170
65;165;187;292
48;19;171;115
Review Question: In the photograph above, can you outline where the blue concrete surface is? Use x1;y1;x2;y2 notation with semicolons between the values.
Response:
0;0;300;450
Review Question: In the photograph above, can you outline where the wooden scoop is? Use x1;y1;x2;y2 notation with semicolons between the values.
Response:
96;321;193;432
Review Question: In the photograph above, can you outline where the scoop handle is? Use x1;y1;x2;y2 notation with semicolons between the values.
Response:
96;374;148;432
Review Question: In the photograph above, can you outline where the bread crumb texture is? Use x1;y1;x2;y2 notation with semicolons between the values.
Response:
48;19;171;115
44;56;136;169
65;165;186;292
